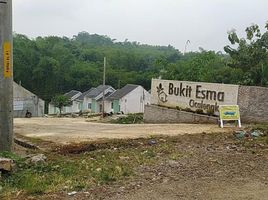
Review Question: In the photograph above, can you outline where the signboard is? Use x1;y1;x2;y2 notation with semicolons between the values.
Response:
219;105;241;128
151;79;239;115
13;101;23;111
219;105;240;120
3;42;12;78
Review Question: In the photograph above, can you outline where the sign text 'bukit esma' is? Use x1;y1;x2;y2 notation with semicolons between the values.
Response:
152;79;239;115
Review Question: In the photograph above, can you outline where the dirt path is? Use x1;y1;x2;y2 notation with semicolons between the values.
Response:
14;118;231;144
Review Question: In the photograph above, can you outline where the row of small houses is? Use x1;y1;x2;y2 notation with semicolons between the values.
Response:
48;84;151;115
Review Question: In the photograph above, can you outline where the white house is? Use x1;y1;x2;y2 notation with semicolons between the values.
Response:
66;85;115;113
49;86;115;115
48;84;150;115
77;88;95;112
64;90;83;113
81;85;115;113
48;90;82;114
13;82;45;117
106;84;150;114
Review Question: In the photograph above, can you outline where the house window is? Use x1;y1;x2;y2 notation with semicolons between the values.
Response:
88;103;92;109
111;102;114;109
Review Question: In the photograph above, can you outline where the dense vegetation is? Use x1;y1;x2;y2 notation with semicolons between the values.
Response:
13;23;268;106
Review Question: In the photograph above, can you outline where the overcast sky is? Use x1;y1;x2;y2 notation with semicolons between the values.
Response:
13;0;268;52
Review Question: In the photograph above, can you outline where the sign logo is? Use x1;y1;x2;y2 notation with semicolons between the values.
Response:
156;83;168;103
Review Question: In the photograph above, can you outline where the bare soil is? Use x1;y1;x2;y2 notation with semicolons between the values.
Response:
14;118;231;144
86;133;268;200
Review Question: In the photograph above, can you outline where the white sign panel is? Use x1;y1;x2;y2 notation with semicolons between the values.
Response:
14;101;24;111
151;79;239;115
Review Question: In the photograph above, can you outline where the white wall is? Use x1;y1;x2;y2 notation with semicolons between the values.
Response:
82;87;115;113
13;82;45;117
48;100;81;114
119;86;150;114
82;97;92;112
92;101;112;113
48;103;60;114
72;101;81;113
64;100;81;113
105;100;112;113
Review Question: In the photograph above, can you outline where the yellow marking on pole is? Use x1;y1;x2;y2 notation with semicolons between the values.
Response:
3;41;12;78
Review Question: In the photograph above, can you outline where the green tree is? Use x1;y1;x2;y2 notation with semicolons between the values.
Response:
162;51;228;84
51;95;71;116
224;23;268;86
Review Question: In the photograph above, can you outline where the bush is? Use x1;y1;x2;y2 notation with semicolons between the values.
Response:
195;109;204;114
111;113;143;124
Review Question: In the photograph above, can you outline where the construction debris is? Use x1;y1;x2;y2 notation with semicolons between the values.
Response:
234;130;264;139
27;154;47;165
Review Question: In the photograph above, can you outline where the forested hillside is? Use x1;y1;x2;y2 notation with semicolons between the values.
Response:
14;32;181;102
13;23;268;103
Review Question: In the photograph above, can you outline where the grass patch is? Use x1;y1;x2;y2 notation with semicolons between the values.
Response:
250;123;268;134
0;151;23;162
237;123;268;147
0;137;183;199
251;123;268;145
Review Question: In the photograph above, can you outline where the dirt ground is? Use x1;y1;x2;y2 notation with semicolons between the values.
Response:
11;118;268;200
31;132;268;200
14;117;231;144
107;135;268;200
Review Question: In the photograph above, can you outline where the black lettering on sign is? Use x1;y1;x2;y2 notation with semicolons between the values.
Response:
189;99;194;107
0;1;7;4
206;90;217;100
174;87;179;96
196;85;203;99
179;83;185;96
169;83;174;95
217;92;225;102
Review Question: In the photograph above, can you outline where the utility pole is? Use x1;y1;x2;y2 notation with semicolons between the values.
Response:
117;80;121;89
184;40;190;55
102;57;106;118
0;0;13;151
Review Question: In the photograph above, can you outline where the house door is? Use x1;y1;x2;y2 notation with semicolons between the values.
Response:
99;104;103;112
113;100;120;113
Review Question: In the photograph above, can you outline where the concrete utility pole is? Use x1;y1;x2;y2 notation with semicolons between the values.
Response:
102;57;106;118
184;40;190;55
0;0;13;151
